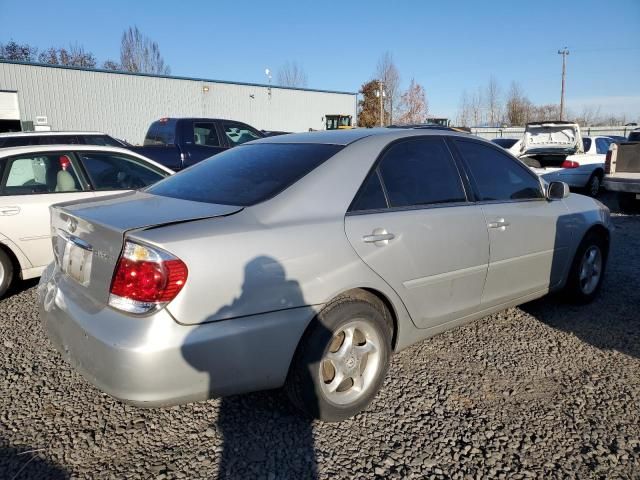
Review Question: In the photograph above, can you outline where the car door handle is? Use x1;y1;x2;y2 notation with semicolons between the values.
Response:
0;206;20;216
362;229;395;245
488;218;510;229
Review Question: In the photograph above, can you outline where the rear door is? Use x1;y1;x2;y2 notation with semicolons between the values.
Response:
452;138;572;307
345;137;489;329
0;151;92;270
183;121;226;167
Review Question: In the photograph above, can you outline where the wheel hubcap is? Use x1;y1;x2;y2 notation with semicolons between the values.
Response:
579;245;602;295
319;320;382;405
0;261;4;287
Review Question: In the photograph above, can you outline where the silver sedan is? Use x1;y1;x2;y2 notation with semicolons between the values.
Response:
39;128;611;421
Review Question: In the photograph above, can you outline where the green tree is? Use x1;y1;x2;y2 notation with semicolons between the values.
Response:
358;80;387;128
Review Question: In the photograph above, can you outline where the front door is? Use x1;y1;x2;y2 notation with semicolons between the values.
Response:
344;137;489;329
451;138;573;307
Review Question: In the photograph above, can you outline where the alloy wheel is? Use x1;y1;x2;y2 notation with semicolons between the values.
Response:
579;245;602;295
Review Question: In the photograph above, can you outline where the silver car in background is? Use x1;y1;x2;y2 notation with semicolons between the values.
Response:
39;128;611;421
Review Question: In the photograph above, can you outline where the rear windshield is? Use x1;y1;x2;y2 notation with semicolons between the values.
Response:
146;143;343;206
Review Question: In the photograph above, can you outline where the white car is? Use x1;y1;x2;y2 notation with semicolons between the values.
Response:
0;145;173;296
510;122;615;197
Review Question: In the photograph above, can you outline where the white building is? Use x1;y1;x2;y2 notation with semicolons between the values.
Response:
0;60;357;144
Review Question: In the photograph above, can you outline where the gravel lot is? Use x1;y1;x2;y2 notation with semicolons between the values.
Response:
1;194;639;479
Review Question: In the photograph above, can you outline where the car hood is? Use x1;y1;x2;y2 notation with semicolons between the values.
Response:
513;122;583;156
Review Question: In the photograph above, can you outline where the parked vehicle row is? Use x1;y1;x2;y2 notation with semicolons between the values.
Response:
38;128;611;421
0;145;172;296
509;121;617;197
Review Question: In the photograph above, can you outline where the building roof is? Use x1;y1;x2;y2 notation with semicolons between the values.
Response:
0;60;357;96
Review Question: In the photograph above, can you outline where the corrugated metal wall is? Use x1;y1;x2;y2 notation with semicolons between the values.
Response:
0;62;357;144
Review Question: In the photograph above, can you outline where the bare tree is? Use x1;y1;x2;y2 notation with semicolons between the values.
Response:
102;60;121;71
456;90;472;127
504;81;532;126
120;26;170;75
276;61;308;88
396;78;428;125
37;44;96;67
485;76;502;126
375;51;400;125
0;40;38;61
469;87;485;126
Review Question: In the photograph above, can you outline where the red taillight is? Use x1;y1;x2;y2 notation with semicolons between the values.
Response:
561;160;579;169
109;241;187;314
604;150;612;174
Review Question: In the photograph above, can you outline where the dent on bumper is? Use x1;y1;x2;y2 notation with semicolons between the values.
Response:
38;264;317;407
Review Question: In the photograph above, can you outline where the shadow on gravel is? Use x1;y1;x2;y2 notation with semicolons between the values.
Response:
0;443;68;479
182;256;320;479
1;278;39;301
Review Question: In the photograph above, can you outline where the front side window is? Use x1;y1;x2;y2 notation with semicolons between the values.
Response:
78;152;167;190
1;153;82;195
376;138;466;208
222;123;262;146
193;122;220;147
147;143;342;206
454;139;543;201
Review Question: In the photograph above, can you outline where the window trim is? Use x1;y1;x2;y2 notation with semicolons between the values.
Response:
448;137;546;205
0;151;88;196
347;135;473;215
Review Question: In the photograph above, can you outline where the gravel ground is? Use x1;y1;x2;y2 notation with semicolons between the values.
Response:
1;194;639;479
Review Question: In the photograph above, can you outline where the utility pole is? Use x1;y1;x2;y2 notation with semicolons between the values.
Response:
376;80;386;127
558;47;569;120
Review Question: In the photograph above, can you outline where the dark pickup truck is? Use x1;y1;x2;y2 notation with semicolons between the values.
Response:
128;118;265;171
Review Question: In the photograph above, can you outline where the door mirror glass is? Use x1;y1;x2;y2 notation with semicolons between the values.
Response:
547;181;570;200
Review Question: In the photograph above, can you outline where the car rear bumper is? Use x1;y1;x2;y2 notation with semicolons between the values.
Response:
38;264;316;407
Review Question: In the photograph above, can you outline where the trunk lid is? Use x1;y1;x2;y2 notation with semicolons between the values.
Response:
516;122;583;157
50;191;242;305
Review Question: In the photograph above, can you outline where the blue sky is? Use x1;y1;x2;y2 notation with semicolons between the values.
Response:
1;0;639;120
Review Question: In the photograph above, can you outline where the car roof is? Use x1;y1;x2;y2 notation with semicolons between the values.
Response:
252;127;472;146
0;131;109;137
0;144;173;174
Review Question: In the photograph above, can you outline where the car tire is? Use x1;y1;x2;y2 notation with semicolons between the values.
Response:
285;293;392;422
0;249;14;298
585;172;602;197
563;231;608;304
618;192;640;213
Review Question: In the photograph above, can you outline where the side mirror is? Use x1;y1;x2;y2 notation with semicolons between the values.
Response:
547;181;570;200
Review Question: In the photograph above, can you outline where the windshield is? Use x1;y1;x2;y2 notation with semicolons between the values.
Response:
146;143;343;206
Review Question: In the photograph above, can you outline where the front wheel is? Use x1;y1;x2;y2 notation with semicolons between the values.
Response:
286;294;392;421
0;249;14;298
563;231;608;303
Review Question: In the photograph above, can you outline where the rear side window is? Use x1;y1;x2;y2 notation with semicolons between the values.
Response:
1;153;82;195
193;122;220;147
582;138;592;152
629;131;640;142
147;143;342;206
595;137;611;154
454;139;543;201
78;152;167;190
350;171;387;211
377;138;465;208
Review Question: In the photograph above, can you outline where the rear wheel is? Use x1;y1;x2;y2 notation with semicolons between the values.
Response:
0;249;14;298
563;231;607;303
286;293;392;421
585;172;602;197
